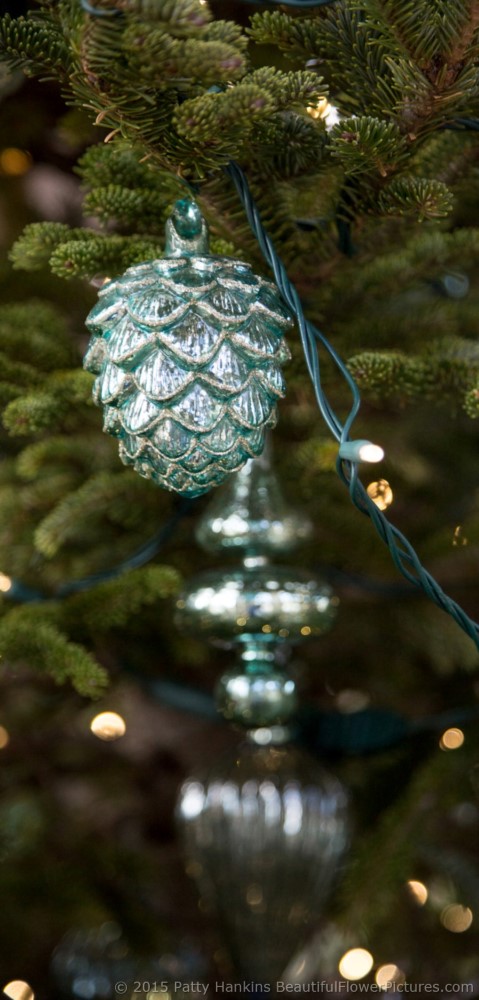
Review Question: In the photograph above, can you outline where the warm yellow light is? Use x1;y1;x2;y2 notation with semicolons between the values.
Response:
367;480;393;511
90;711;126;741
375;965;405;989
0;148;32;176
439;727;464;751
300;625;312;636
0;725;9;749
306;97;330;120
0;572;12;593
338;948;374;981
3;982;35;1000
261;624;272;634
407;879;428;906
440;904;473;933
236;617;247;626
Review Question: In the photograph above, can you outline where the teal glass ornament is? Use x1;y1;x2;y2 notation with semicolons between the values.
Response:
176;735;349;984
174;448;338;727
175;562;336;645
175;447;336;647
215;642;299;727
84;200;292;498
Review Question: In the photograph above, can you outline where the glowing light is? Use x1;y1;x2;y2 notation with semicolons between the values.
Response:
262;624;272;633
90;711;126;741
367;480;393;511
439;727;464;751
359;443;384;463
300;625;312;636
0;725;9;749
306;98;340;128
375;965;405;989
0;572;12;592
440;904;473;933
0;148;32;176
3;983;35;1000
339;440;384;464
338;949;374;981
236;617;247;626
407;880;428;906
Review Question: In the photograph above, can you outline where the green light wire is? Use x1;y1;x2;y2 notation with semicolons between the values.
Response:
226;160;479;651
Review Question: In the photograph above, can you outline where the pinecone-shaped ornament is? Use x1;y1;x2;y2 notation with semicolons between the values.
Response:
84;200;292;497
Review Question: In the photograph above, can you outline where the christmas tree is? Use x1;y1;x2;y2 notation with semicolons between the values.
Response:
1;0;479;996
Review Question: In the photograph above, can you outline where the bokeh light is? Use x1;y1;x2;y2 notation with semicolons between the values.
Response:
375;964;405;989
90;711;126;741
440;904;473;933
339;948;374;980
439;728;464;751
407;879;428;905
3;982;35;1000
0;148;33;176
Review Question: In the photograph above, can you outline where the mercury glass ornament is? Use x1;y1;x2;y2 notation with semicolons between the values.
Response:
84;199;292;497
176;735;349;985
215;641;299;727
175;451;337;647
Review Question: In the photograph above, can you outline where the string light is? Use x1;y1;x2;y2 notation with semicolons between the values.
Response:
0;725;10;749
3;983;35;1000
90;711;126;741
338;948;374;980
439;727;464;751
306;98;340;128
440;904;473;932
338;440;385;464
0;573;12;593
407;880;428;906
367;480;393;511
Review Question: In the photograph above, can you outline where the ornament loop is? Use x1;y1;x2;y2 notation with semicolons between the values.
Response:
165;199;210;258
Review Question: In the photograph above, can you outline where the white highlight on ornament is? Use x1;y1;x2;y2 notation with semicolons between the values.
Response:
0;725;9;749
375;964;405;989
3;982;35;1000
90;711;126;741
440;904;473;932
338;948;374;980
407;879;428;906
439;727;464;751
0;572;12;592
339;440;384;464
336;689;370;714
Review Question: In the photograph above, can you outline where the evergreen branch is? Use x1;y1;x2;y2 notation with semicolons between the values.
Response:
63;564;181;632
0;14;72;79
377;175;454;219
2;371;94;437
49;236;164;279
0;607;108;696
33;471;143;558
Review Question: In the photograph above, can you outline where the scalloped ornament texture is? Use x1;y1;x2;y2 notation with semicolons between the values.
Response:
84;255;292;497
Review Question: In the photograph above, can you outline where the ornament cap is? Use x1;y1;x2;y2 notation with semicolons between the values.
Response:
165;199;210;257
195;442;313;557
